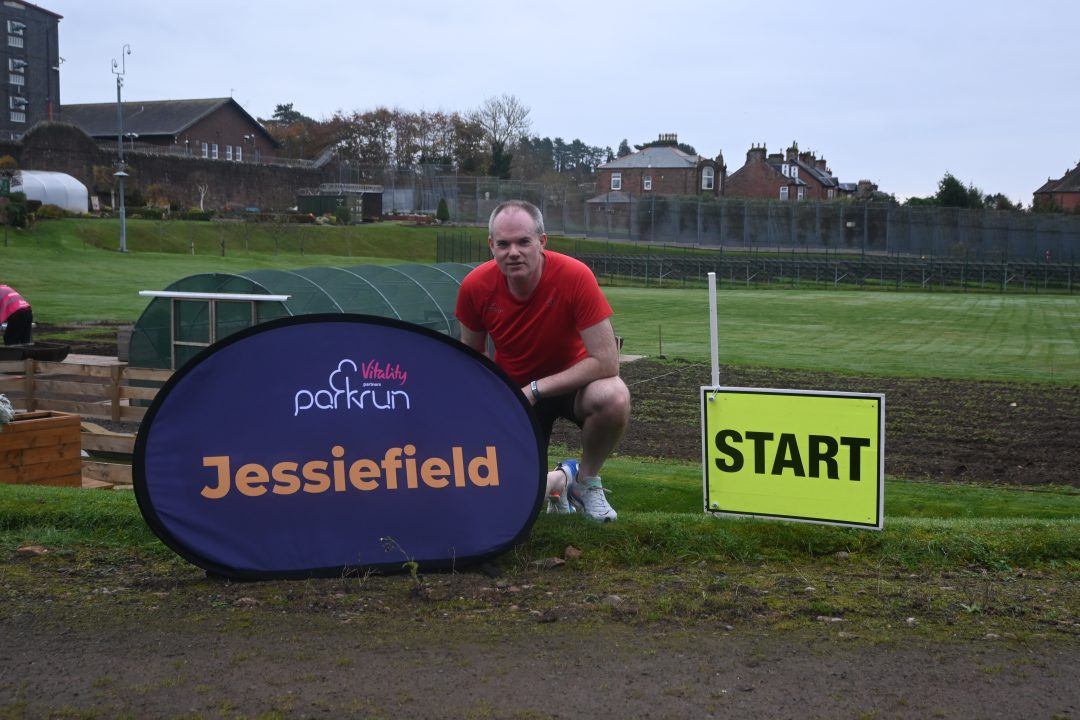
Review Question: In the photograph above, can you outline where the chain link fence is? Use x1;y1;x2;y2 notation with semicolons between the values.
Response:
424;176;1080;263
437;233;1077;294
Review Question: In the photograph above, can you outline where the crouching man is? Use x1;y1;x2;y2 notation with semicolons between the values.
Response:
455;200;630;521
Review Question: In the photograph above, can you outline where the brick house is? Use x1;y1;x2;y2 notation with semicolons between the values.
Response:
1033;162;1080;212
61;97;278;163
726;142;854;201
0;1;62;141
591;134;726;202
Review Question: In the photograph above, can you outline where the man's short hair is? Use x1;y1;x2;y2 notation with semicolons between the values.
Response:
488;200;545;238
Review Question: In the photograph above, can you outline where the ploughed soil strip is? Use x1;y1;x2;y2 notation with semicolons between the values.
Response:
36;324;1080;486
555;359;1080;487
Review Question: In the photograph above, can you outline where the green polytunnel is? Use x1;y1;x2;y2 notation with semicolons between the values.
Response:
128;262;478;369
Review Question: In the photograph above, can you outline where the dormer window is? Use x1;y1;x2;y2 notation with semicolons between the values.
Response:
701;166;715;190
791;165;799;178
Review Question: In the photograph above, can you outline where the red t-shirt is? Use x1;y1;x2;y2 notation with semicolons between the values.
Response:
455;251;613;386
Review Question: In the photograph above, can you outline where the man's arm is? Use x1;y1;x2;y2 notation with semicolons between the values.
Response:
526;317;619;402
459;324;488;356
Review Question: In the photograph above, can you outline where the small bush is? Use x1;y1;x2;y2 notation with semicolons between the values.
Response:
36;204;65;220
334;203;351;225
180;209;213;221
26;199;41;213
436;198;450;223
126;207;164;220
5;202;26;228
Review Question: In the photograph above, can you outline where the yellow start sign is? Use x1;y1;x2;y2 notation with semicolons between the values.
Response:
701;387;884;529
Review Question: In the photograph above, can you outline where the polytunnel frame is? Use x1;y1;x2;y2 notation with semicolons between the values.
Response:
138;290;291;370
131;262;481;370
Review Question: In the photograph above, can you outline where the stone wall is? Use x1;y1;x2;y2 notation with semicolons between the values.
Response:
0;122;332;211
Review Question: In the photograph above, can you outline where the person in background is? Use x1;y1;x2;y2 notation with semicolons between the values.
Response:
455;200;630;522
0;284;32;345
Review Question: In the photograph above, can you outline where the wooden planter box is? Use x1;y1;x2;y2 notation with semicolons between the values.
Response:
0;411;81;487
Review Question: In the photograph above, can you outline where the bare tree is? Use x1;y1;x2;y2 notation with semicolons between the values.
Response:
472;94;531;148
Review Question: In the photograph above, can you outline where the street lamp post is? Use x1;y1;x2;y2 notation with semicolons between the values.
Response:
111;44;131;253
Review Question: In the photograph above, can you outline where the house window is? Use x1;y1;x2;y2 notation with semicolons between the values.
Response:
6;20;24;48
827;188;835;199
7;34;23;48
781;164;789;177
643;175;652;191
8;73;23;86
211;143;219;160
201;142;208;159
8;58;25;73
702;166;715;190
226;145;233;161
611;172;621;191
779;186;789;201
235;145;242;162
797;187;805;201
791;165;799;178
9;110;24;123
8;95;26;110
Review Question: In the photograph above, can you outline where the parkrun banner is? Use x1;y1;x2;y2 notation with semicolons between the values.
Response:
701;387;884;530
134;315;545;580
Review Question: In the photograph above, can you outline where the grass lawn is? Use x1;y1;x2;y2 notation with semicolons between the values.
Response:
2;457;1076;571
3;219;1076;384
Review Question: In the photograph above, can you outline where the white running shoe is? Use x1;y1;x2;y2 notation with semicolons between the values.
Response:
545;460;578;514
568;472;617;522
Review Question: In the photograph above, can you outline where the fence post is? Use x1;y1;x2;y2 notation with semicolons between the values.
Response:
23;358;34;412
111;366;122;422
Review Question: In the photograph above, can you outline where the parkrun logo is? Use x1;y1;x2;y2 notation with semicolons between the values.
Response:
294;359;411;416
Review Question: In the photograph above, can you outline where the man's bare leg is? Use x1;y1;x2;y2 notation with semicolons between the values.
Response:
574;376;631;478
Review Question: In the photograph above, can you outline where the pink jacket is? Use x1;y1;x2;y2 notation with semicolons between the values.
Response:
0;285;30;324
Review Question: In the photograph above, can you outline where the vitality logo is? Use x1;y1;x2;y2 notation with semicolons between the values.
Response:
293;359;412;416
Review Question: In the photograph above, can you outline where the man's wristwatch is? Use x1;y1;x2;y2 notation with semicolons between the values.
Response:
530;380;541;402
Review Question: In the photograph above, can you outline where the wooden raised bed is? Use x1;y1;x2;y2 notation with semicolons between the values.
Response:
0;411;81;487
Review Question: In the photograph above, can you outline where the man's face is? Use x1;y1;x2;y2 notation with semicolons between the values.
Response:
489;208;546;282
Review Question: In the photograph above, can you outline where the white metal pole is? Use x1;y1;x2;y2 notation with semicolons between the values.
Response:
708;272;719;387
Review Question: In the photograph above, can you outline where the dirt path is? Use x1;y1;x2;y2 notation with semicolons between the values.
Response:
2;551;1078;719
2;597;1077;719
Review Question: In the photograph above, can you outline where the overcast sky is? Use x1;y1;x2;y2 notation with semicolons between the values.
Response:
47;0;1079;203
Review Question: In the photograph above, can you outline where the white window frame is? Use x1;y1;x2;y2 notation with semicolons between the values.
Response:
780;186;789;201
8;73;23;86
827;188;835;199
211;143;219;160
9;110;24;123
797;187;805;201
791;165;799;178
201;142;208;159
643;174;652;191
235;145;242;162
8;58;25;73
7;35;23;48
8;95;26;110
610;172;621;191
226;145;233;161
701;166;715;190
6;20;25;35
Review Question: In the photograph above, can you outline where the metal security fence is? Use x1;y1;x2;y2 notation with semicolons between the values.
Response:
425;177;1080;263
436;234;1076;294
576;254;1076;293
